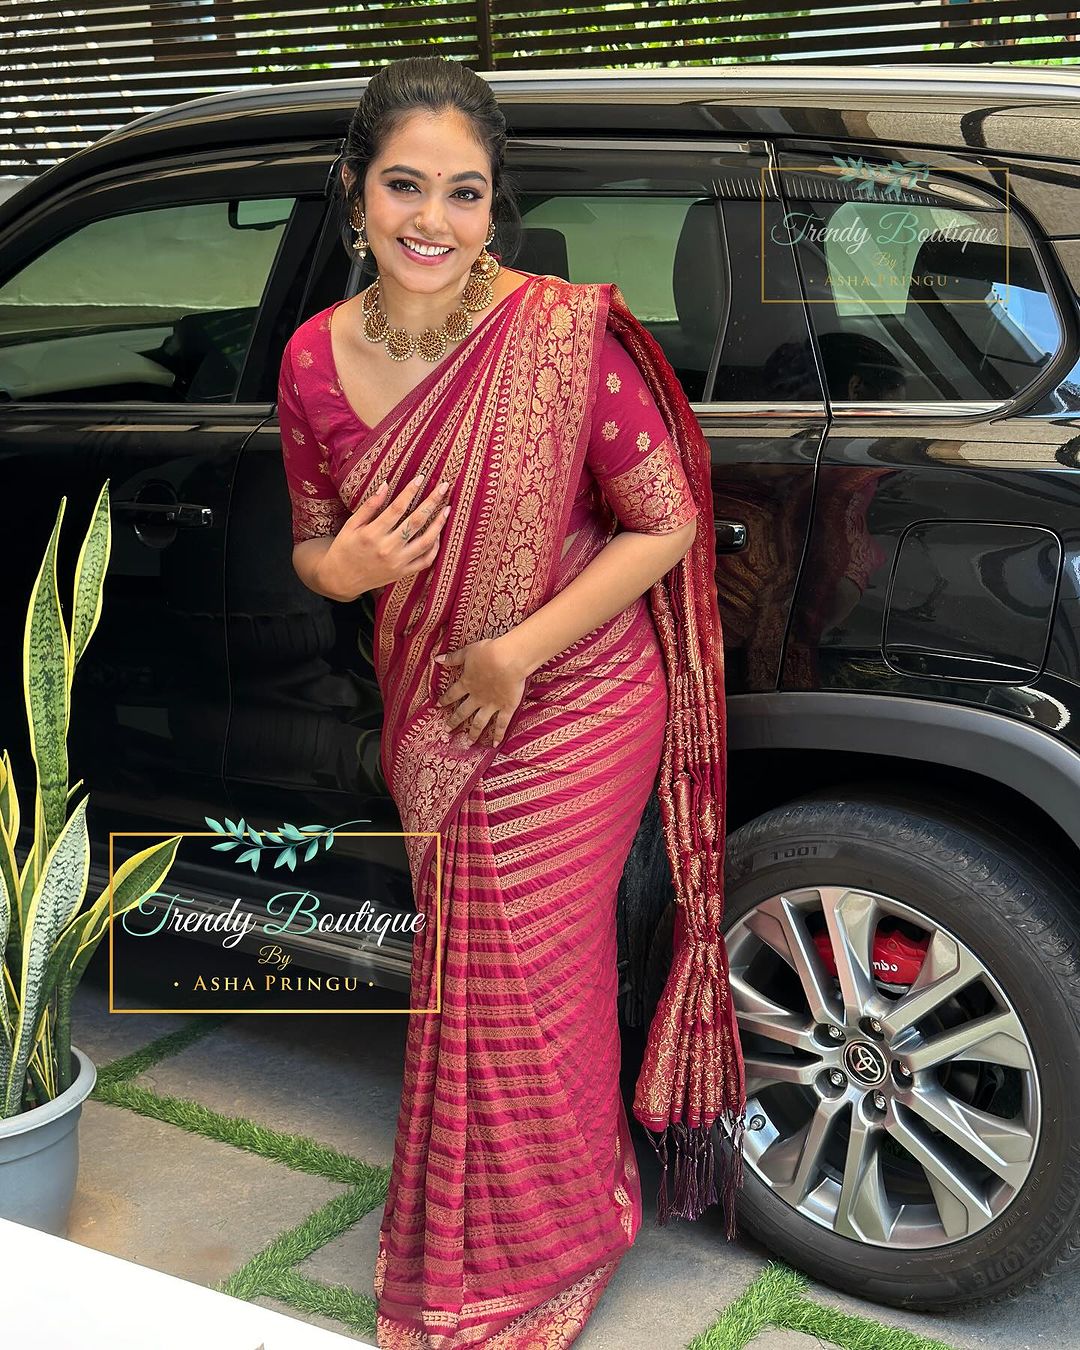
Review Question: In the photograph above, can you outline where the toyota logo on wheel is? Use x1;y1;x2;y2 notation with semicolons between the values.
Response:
843;1040;888;1086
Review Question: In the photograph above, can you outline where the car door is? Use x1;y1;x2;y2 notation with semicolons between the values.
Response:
773;143;1076;720
507;140;826;707
0;148;327;842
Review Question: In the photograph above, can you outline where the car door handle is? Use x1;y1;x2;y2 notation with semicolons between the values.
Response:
714;519;747;552
114;501;213;528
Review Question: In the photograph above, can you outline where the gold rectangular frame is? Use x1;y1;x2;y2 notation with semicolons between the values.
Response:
108;830;441;1014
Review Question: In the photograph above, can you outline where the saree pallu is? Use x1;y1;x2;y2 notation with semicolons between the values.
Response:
278;272;743;1348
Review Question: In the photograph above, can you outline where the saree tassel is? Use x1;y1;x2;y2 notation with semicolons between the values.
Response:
650;1124;671;1226
645;1120;731;1228
722;1115;747;1240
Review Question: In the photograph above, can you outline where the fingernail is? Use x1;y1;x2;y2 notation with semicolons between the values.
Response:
433;654;444;662
438;481;448;493
442;505;450;517
413;473;424;484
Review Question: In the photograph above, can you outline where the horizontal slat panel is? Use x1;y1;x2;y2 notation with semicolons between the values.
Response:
490;0;1062;34
497;43;1073;67
2;0;1076;175
0;0;476;30
1;13;478;52
491;17;1074;54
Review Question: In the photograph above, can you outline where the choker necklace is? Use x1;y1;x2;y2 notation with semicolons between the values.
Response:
358;243;502;364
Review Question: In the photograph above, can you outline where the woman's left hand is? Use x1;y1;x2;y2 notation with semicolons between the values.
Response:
434;637;528;747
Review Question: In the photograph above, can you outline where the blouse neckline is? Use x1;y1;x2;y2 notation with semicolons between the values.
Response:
324;272;543;440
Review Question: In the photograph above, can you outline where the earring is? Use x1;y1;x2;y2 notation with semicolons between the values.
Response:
351;207;368;260
460;217;500;310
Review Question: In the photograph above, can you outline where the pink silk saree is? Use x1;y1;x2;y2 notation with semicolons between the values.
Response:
279;272;745;1348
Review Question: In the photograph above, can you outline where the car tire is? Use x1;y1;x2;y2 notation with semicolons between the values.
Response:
644;795;1080;1310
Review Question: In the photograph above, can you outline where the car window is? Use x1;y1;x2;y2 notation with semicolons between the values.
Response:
515;189;718;402
509;148;770;403
518;193;693;323
0;197;295;403
776;161;1063;405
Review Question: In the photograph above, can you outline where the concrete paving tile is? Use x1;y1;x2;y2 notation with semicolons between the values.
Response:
574;1134;768;1350
71;978;196;1067
126;1006;407;1167
252;1295;375;1344
68;1098;344;1287
299;1205;383;1299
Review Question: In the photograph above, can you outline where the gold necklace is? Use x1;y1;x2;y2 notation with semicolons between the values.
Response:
355;226;502;363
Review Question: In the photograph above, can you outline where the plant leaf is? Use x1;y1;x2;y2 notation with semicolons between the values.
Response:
3;796;89;1118
24;500;70;854
70;481;111;669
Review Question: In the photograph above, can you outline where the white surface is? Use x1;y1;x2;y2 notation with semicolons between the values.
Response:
0;1216;375;1349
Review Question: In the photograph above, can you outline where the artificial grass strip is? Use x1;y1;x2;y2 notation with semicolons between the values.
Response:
691;1264;959;1350
780;1293;958;1350
261;1268;376;1339
215;1186;375;1306
92;1077;390;1191
690;1262;804;1348
92;1014;232;1087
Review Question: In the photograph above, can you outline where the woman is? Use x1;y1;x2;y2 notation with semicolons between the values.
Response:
279;56;745;1350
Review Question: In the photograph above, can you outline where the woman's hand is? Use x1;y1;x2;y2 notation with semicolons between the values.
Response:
315;473;451;601
434;637;528;747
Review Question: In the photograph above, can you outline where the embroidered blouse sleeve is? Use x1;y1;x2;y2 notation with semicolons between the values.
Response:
278;342;349;546
585;329;699;536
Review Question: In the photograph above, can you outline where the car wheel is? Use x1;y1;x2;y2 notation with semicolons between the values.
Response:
644;796;1080;1309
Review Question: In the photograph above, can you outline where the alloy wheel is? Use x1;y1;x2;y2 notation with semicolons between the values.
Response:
727;885;1040;1248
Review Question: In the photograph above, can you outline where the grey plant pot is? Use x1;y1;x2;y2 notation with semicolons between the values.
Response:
0;1044;97;1236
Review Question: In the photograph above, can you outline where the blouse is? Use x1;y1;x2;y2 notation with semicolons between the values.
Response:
278;319;699;549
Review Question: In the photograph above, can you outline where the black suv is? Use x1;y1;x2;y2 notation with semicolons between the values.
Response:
4;64;1080;1313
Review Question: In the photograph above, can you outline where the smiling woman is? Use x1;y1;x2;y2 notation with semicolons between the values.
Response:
277;54;744;1350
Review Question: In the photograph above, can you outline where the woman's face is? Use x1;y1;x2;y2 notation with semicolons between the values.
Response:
343;109;493;292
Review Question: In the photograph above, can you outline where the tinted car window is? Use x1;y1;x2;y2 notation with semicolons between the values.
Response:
776;162;1063;404
0;197;295;403
495;146;752;403
511;187;719;401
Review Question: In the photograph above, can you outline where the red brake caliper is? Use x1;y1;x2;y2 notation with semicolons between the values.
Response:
812;925;930;995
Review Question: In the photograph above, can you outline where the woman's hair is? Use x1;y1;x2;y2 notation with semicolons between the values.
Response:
335;55;522;270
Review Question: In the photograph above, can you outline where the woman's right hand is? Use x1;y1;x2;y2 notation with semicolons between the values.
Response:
317;474;451;600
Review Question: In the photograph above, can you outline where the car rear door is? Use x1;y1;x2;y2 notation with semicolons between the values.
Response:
502;137;827;695
773;143;1077;721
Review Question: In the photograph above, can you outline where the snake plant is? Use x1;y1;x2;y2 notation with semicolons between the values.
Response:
0;481;183;1119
